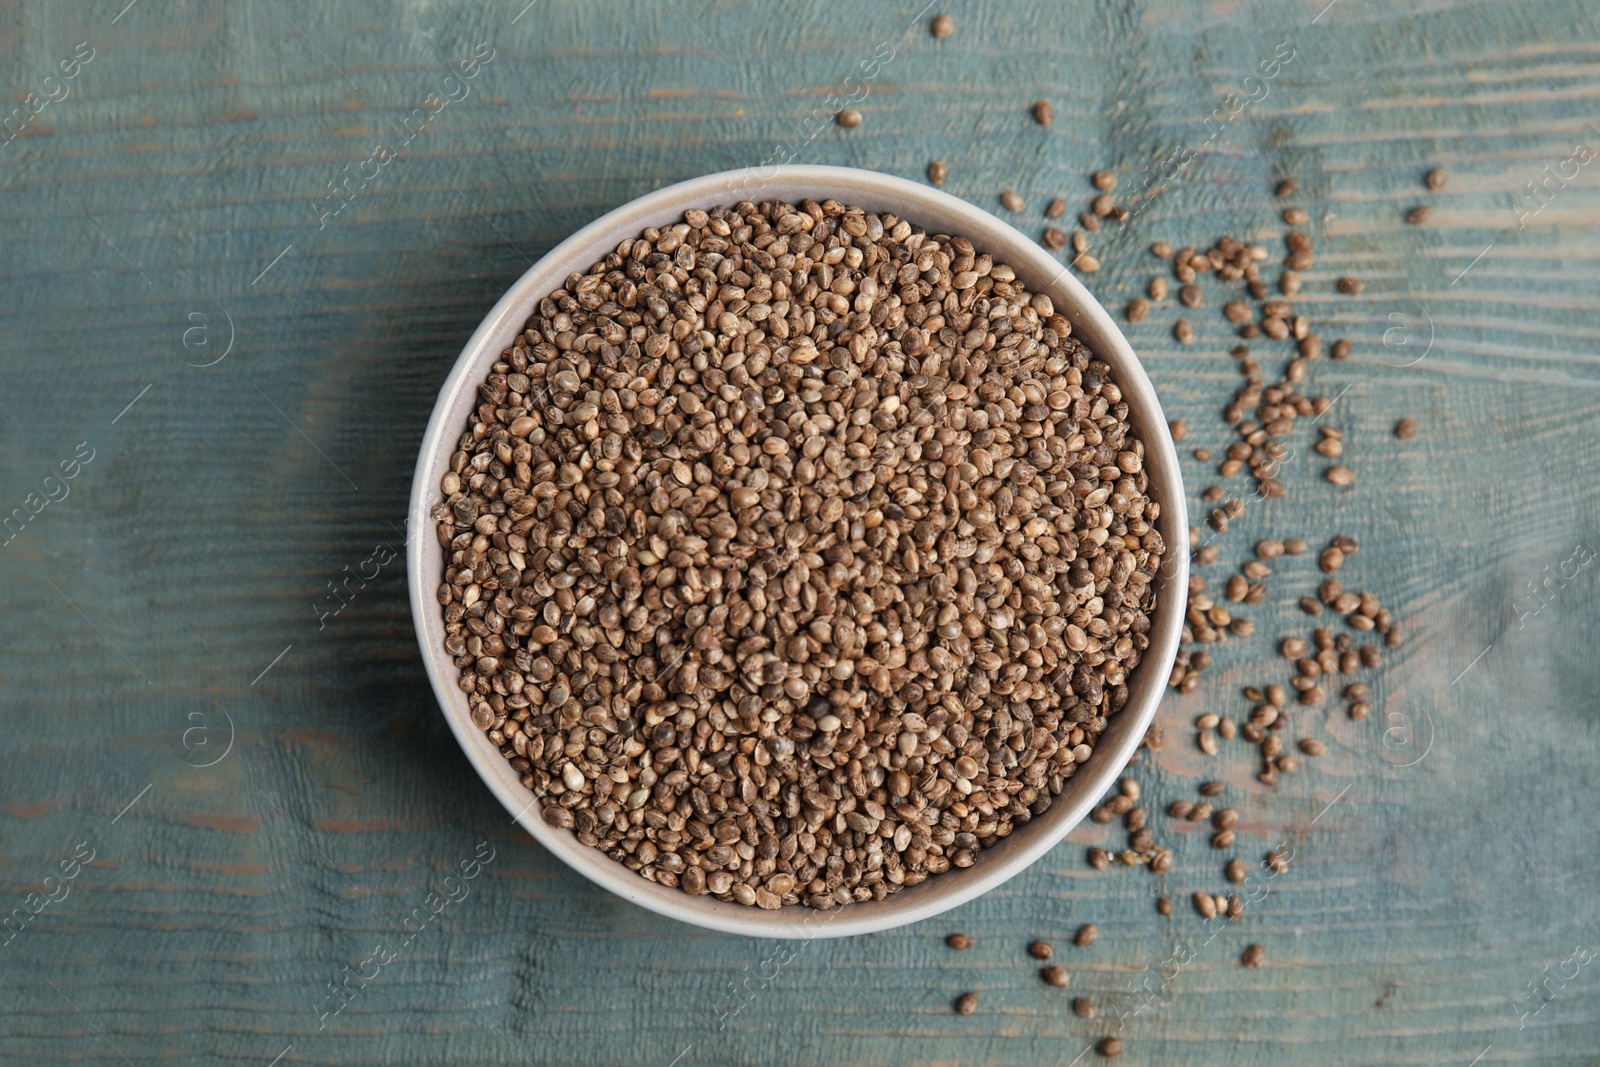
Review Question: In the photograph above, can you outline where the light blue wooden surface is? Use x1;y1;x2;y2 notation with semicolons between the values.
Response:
2;0;1598;1063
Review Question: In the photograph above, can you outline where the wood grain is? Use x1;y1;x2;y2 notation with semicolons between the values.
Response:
2;0;1598;1063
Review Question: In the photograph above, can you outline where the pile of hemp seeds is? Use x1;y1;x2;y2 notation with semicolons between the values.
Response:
432;196;1170;912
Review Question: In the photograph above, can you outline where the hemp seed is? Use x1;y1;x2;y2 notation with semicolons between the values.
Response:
437;197;1168;912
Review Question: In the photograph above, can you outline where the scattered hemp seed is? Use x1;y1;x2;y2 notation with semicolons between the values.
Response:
1001;189;1026;212
1174;320;1196;344
1242;944;1266;968
1042;965;1071;988
928;160;948;185
1126;297;1149;322
1030;940;1055;960
1074;996;1097;1018
1033;99;1055;126
955;992;978;1015
1075;924;1099;948
1325;465;1356;486
1044;227;1069;250
1331;338;1351;360
1275;178;1298;197
1406;205;1432;225
1169;418;1188;441
1157;897;1173;916
1092;170;1117;191
1425;167;1448;191
1395;417;1418;439
1098;1037;1124;1058
1046;197;1067;219
837;108;862;128
947;933;973;951
1226;858;1247;883
931;13;954;37
1337;276;1364;295
1282;207;1309;226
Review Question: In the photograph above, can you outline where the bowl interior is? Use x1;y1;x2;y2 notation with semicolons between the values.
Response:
407;165;1188;938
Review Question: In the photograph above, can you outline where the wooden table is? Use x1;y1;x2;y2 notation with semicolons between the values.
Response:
3;0;1597;1062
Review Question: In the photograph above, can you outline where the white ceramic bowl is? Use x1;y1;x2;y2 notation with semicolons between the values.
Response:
408;165;1188;938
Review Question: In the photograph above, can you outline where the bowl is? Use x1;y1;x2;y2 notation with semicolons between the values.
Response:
408;164;1188;938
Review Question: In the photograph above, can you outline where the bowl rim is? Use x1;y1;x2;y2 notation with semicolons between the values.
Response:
407;163;1188;939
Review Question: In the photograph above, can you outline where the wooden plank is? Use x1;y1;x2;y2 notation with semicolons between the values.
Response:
1;0;1598;1062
